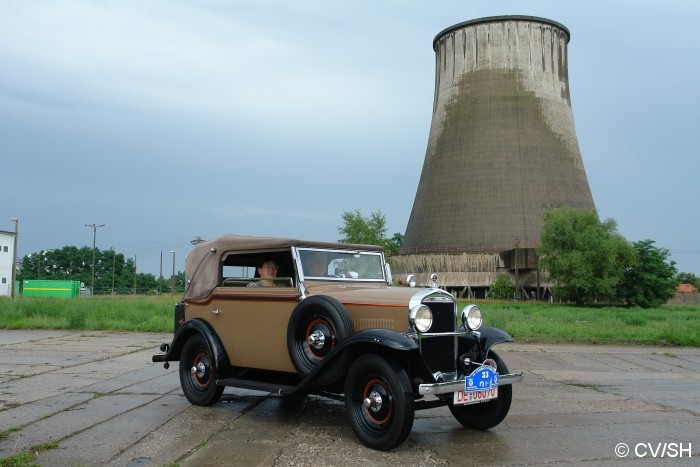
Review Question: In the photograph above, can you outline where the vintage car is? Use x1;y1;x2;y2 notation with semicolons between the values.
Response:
152;235;522;450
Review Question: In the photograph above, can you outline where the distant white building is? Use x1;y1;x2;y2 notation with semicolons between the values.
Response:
0;230;17;297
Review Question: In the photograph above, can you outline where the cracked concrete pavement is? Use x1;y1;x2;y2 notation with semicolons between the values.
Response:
1;330;698;466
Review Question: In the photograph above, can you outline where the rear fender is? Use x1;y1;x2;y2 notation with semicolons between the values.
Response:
153;319;231;378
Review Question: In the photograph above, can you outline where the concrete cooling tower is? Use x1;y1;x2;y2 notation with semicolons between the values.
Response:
393;16;596;298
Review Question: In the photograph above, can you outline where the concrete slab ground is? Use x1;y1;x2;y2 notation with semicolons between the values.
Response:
0;331;698;466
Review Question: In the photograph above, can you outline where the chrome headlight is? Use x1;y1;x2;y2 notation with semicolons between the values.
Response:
461;304;482;331
406;274;416;287
409;304;433;332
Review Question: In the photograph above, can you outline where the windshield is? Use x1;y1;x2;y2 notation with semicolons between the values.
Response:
298;248;385;281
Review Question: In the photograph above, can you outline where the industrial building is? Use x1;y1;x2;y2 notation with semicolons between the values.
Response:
392;16;596;298
0;230;17;297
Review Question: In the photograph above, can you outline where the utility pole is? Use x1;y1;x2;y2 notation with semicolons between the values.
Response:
514;239;520;300
170;250;175;297
85;224;105;297
159;250;163;295
111;247;116;296
9;217;18;300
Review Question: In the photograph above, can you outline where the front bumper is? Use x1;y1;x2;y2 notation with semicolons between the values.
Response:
418;372;523;396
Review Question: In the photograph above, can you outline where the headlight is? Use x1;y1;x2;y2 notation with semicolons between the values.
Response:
409;305;433;332
406;274;416;287
461;304;482;331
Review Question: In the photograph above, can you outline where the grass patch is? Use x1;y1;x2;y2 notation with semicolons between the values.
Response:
0;426;21;441
461;301;700;347
0;296;174;332
1;297;698;347
0;441;58;467
0;451;34;467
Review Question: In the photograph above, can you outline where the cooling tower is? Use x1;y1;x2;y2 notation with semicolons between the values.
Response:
394;16;596;295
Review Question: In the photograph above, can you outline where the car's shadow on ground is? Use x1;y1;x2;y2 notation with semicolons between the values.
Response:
214;389;507;462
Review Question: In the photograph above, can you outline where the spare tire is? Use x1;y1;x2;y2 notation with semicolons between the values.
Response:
287;295;354;384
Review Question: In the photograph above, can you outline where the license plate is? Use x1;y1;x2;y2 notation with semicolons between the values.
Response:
453;365;500;405
453;386;498;405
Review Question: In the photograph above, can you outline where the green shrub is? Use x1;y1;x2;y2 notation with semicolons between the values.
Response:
489;274;515;299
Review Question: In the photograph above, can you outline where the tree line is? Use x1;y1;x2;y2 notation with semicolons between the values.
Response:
515;207;691;307
340;208;696;308
15;208;697;303
17;246;184;295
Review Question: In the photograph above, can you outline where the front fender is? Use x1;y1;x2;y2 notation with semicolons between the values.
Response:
334;328;419;352
478;325;514;351
292;328;420;392
457;325;514;360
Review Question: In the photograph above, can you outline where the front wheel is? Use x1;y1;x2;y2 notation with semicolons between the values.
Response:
448;350;512;430
344;354;414;451
179;333;224;406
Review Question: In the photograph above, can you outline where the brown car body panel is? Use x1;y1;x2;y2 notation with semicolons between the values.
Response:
185;282;418;372
187;287;301;372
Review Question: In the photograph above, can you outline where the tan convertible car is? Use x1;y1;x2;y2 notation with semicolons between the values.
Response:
153;235;522;450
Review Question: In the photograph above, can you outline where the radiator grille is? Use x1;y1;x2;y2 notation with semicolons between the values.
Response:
420;296;456;373
420;336;456;373
426;301;455;333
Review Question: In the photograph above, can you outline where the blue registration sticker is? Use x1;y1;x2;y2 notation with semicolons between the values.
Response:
465;365;499;393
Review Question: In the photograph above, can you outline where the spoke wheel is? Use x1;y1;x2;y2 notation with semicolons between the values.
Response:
344;354;414;451
179;333;224;406
448;350;512;430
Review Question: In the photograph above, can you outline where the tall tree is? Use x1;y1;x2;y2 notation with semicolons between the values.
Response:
337;209;403;255
537;207;636;304
338;209;388;246
384;232;404;257
618;240;679;308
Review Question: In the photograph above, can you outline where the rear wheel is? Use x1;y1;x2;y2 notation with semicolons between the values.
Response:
344;354;414;451
448;350;512;430
179;333;224;406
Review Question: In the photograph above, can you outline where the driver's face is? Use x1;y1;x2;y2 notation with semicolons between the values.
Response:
258;261;278;278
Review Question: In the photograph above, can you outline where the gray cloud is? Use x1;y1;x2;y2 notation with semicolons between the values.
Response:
2;0;698;276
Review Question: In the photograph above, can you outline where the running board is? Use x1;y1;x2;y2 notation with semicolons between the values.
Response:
216;377;299;395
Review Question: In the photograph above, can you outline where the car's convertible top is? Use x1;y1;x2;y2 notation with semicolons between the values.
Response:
184;235;384;300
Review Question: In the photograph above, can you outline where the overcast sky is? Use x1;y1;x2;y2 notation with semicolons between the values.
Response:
2;0;699;277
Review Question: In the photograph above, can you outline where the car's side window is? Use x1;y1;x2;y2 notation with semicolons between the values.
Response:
220;253;295;288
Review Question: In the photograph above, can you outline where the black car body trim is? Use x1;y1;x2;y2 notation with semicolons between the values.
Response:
152;318;231;379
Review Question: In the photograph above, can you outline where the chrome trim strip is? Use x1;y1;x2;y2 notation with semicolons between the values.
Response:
408;288;454;310
418;372;523;396
409;331;471;339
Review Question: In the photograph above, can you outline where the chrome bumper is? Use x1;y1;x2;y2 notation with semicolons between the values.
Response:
418;372;523;396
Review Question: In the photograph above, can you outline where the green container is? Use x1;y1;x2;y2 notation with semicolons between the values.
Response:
22;280;81;298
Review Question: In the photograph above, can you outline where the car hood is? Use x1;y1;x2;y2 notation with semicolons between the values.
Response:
304;282;452;307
